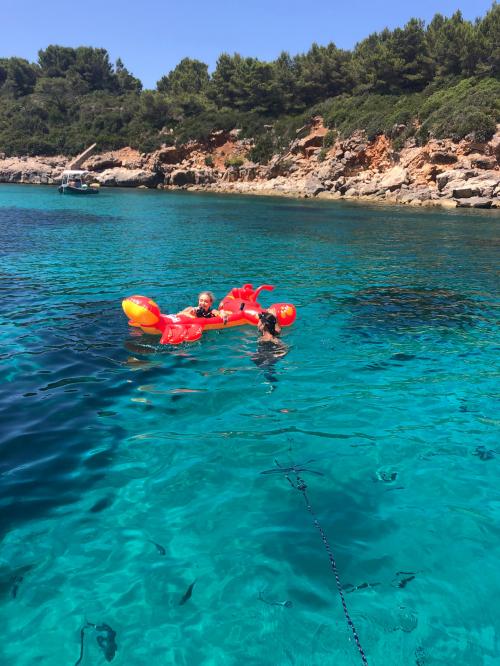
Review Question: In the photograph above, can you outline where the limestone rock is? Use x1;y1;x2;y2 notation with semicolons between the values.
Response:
471;155;497;170
85;155;122;171
96;168;159;188
488;125;500;158
155;145;187;165
0;157;59;184
358;182;381;196
441;172;499;199
455;197;493;208
167;169;215;186
1;115;498;211
303;176;325;196
451;185;481;198
378;166;409;191
429;151;458;165
316;161;345;182
292;134;324;155
436;169;478;191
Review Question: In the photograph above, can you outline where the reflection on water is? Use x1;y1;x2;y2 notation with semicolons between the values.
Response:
252;339;289;385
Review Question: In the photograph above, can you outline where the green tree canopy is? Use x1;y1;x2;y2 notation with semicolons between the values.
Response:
157;58;209;96
38;45;77;77
115;58;142;93
0;4;498;156
478;2;500;76
0;57;39;97
295;43;351;105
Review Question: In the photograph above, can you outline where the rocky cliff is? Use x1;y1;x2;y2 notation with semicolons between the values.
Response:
1;117;499;209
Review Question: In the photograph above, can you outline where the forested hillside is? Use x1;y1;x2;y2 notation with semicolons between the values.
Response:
0;4;498;159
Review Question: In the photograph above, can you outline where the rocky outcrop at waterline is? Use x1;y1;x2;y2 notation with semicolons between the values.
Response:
1;118;499;209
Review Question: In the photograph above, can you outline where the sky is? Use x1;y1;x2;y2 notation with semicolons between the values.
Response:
1;0;495;89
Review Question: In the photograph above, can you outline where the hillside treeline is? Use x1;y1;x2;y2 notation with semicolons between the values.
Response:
0;4;498;159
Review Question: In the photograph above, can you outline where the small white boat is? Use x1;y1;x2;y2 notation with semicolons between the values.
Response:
58;170;99;195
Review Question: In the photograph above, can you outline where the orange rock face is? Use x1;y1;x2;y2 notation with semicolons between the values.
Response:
364;135;393;171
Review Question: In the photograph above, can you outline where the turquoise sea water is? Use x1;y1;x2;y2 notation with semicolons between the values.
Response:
0;184;499;665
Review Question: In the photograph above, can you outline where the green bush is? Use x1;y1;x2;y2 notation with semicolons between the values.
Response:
417;77;499;142
248;134;274;164
224;156;244;168
274;159;294;174
204;155;214;167
133;134;164;153
323;129;337;147
315;92;423;140
420;109;496;142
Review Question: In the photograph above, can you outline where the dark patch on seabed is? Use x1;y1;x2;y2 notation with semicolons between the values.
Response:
89;496;114;513
344;286;480;336
0;206;120;227
473;445;496;461
0;402;123;536
0;331;200;536
0;564;33;599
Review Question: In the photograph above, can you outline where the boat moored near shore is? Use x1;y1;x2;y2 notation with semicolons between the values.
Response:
58;170;99;195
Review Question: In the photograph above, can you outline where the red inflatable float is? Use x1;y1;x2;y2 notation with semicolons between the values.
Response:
122;284;296;345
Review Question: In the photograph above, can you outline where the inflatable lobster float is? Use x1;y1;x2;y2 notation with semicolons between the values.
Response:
122;284;296;345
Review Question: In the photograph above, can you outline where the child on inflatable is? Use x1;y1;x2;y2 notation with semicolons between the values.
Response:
178;291;228;322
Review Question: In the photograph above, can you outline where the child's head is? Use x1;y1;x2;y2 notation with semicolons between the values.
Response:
198;291;215;311
258;311;278;336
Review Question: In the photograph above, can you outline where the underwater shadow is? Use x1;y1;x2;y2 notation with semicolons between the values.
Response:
343;285;481;338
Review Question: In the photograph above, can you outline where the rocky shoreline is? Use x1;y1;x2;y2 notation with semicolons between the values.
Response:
1;118;499;209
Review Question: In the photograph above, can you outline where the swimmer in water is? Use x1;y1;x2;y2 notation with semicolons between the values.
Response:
257;311;281;341
253;311;287;384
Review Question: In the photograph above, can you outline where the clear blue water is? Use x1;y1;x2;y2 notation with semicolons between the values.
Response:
0;184;499;665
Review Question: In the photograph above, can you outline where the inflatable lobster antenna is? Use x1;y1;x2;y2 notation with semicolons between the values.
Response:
251;285;274;303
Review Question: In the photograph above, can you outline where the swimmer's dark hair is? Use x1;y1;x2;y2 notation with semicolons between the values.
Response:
258;312;278;335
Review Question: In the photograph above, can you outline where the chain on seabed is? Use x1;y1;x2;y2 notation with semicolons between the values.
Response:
261;459;369;666
74;621;117;665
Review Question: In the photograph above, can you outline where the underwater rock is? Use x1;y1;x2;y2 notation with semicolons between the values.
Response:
390;353;416;362
396;606;418;633
11;574;24;598
0;564;33;599
346;286;477;334
89;496;113;513
415;646;428;665
473;446;495;461
376;468;398;483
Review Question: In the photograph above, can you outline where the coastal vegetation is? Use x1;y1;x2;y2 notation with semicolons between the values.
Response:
0;4;498;160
